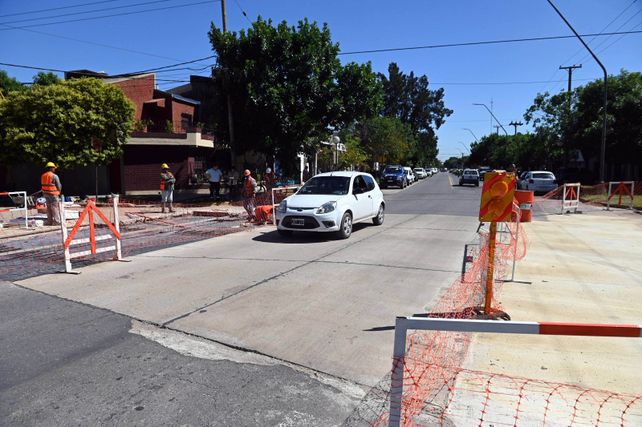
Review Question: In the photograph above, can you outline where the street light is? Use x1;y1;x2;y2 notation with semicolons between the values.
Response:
462;128;479;142
473;103;508;135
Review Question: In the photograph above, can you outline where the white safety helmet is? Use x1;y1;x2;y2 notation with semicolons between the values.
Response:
266;168;272;173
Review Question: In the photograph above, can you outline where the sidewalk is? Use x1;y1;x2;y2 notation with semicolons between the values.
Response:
459;207;642;421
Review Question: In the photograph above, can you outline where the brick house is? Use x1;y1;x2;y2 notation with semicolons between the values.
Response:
64;71;225;197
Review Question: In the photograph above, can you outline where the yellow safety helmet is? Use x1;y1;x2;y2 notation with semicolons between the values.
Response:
161;163;169;169
45;161;57;168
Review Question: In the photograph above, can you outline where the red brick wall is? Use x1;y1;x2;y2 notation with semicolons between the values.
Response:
112;75;155;120
171;100;197;132
122;145;211;192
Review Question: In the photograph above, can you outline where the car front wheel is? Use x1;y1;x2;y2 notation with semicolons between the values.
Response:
373;204;385;225
337;212;353;239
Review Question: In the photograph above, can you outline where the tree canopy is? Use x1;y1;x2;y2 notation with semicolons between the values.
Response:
208;17;382;173
522;69;642;179
467;70;642;182
0;70;24;96
378;63;452;166
0;78;135;168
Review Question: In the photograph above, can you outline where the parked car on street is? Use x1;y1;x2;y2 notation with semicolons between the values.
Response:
413;168;427;179
380;165;407;189
403;167;416;184
478;166;492;181
518;171;558;194
275;171;385;239
459;169;480;186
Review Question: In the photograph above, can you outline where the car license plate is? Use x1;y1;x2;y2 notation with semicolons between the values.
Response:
291;218;305;227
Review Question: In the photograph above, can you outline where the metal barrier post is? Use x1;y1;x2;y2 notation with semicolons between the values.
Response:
112;195;123;260
58;205;74;273
510;206;521;282
389;317;408;427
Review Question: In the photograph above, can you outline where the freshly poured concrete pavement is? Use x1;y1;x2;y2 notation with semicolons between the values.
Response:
463;209;642;394
17;173;481;388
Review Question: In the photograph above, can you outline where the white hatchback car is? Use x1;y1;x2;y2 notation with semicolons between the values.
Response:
275;171;385;239
519;171;558;194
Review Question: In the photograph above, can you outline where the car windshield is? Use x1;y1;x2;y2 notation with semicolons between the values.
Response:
533;172;555;179
413;168;423;172
384;167;402;173
297;176;351;195
464;170;478;176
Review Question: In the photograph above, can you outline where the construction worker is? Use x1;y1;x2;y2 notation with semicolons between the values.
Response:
160;163;176;213
41;162;62;226
242;169;257;221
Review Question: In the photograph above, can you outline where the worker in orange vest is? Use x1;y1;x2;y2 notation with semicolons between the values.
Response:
41;161;62;225
160;163;176;213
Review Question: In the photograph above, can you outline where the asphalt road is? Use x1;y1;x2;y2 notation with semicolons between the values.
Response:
2;173;482;426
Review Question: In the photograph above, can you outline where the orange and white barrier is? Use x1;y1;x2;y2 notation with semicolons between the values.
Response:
562;183;580;214
607;181;635;210
0;191;28;228
389;316;642;426
60;195;122;273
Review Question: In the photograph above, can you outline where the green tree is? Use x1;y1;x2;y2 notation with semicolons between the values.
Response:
443;156;461;169
32;72;61;86
360;116;414;164
524;70;642;180
208;17;382;174
0;78;135;168
379;63;452;165
0;70;24;96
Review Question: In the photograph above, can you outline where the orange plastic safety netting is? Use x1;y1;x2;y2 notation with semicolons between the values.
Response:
347;210;533;426
347;200;642;426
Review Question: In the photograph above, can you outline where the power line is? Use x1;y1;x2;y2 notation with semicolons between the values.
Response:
231;0;252;24
0;22;187;62
0;0;218;31
430;77;594;86
337;30;642;55
535;1;638;97
0;0;121;18
0;0;184;26
0;59;216;79
562;0;639;66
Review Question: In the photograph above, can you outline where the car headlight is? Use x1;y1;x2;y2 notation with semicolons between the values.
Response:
316;201;336;214
278;200;287;213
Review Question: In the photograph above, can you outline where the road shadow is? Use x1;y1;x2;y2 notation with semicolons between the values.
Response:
251;223;370;244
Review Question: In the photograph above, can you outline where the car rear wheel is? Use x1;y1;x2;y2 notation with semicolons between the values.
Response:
373;204;385;225
337;212;352;239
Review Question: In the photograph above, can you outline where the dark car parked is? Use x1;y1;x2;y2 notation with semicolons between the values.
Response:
380;165;407;189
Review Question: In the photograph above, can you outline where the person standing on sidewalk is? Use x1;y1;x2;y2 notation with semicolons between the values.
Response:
205;163;223;200
160;163;176;213
242;169;257;221
41;161;62;226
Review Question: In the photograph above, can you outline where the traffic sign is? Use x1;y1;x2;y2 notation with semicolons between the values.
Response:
479;171;516;222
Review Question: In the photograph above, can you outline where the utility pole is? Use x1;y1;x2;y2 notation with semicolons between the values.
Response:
221;0;236;164
508;121;523;135
220;0;227;31
559;64;582;94
493;125;501;135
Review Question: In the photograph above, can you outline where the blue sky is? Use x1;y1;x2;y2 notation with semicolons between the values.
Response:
1;0;641;162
